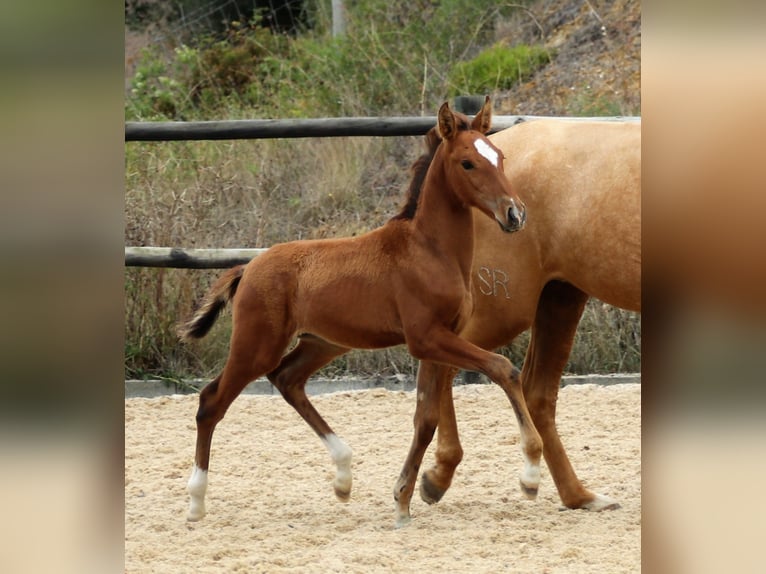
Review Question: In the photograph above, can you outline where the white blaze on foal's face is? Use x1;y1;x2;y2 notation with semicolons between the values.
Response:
474;138;499;168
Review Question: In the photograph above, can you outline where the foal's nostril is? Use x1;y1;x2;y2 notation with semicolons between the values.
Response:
508;205;520;228
506;202;526;231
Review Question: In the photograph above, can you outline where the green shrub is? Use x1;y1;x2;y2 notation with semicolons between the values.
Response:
448;43;552;96
125;1;539;120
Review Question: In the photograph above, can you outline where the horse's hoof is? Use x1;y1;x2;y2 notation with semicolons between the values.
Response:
519;462;541;499
187;497;206;521
520;481;539;500
394;513;412;529
558;493;621;511
333;479;352;502
187;507;205;522
582;493;621;511
333;468;352;502
334;487;351;502
420;472;446;505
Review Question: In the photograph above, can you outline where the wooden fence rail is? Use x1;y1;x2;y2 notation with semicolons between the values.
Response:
125;247;267;269
125;115;639;142
125;114;640;268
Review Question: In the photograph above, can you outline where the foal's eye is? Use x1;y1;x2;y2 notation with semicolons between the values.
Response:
461;160;475;170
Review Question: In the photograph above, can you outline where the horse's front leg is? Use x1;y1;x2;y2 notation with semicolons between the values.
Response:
268;335;354;501
523;281;620;511
418;363;463;505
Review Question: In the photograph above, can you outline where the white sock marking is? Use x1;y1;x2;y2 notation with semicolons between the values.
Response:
187;464;208;521
322;433;352;496
521;458;541;485
474;139;499;167
520;449;541;489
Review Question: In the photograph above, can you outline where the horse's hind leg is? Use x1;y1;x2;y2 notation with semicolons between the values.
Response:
187;317;292;521
523;280;620;511
267;334;353;501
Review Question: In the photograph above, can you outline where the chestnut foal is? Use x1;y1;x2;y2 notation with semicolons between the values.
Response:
178;97;540;525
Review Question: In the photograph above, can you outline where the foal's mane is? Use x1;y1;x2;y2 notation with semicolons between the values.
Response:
390;113;472;221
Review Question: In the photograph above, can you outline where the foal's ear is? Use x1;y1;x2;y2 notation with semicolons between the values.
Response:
437;101;458;141
471;95;493;134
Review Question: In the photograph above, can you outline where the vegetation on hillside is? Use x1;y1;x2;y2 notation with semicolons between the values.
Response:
125;0;641;381
126;1;555;120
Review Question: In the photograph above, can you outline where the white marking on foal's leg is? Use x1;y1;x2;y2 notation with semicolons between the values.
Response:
187;464;208;521
322;433;353;501
519;449;541;499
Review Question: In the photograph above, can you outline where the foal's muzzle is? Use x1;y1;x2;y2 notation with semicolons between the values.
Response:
498;200;526;233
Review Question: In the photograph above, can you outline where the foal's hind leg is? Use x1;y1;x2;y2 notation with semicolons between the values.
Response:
267;335;353;501
187;321;292;521
523;281;620;511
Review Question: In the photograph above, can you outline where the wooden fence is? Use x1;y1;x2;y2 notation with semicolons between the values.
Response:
125;113;640;268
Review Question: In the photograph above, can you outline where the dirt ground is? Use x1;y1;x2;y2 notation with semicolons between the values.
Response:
125;383;640;573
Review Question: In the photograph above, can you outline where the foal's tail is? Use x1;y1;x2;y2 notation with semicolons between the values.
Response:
177;265;246;341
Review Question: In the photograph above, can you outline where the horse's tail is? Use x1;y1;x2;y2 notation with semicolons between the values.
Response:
177;265;246;341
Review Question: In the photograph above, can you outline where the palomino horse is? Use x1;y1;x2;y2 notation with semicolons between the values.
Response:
178;98;542;522
393;118;640;524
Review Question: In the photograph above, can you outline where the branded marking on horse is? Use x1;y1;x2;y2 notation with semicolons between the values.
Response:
477;266;511;298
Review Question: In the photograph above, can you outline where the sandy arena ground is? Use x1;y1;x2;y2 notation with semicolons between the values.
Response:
125;383;640;573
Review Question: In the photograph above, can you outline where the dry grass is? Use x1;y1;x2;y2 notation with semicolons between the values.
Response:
125;135;425;379
124;0;641;381
125;136;640;380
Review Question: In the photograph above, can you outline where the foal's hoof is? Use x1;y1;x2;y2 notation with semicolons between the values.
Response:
334;485;351;502
520;481;539;500
333;475;352;501
186;506;206;522
419;472;446;505
333;468;352;501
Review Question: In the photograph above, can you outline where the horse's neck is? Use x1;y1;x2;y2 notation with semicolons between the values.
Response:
411;165;475;276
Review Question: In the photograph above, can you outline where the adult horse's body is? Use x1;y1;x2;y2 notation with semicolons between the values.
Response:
178;98;542;523
394;119;640;524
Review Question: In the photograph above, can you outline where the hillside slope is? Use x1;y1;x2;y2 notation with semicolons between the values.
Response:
493;0;640;116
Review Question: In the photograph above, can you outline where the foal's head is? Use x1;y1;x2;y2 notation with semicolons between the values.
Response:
437;96;526;233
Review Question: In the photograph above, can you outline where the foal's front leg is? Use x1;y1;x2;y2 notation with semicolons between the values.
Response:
394;328;543;526
392;361;444;527
417;362;463;505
